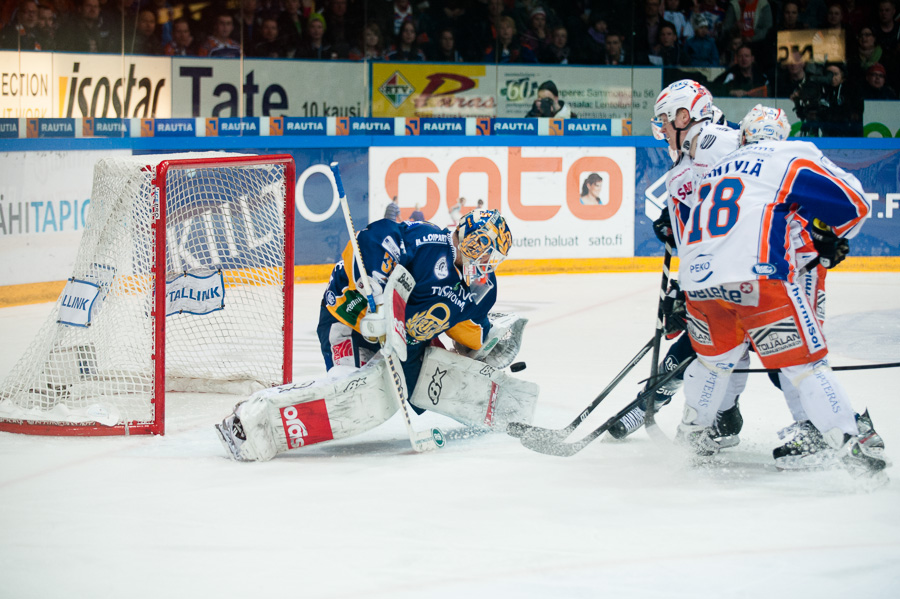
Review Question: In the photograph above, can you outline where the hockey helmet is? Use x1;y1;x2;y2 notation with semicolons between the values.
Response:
740;104;791;145
455;209;512;301
650;79;714;141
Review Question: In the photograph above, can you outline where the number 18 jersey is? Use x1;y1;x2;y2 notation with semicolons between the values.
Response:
679;140;870;291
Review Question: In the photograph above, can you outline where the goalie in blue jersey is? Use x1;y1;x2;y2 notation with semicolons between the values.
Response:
215;209;539;460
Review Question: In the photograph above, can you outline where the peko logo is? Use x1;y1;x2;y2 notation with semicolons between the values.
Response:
689;254;714;283
279;400;334;449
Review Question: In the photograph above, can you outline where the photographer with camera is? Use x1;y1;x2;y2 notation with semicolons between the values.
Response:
791;62;863;137
525;80;577;118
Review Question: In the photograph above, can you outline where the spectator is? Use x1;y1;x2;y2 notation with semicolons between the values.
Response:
603;31;629;65
797;0;827;29
820;2;850;59
145;0;175;47
385;0;416;40
384;196;400;222
819;62;864;136
297;12;335;59
520;6;549;57
697;0;725;41
685;16;719;66
774;50;811;97
525;80;577;118
235;0;262;48
198;12;241;57
712;43;770;96
277;0;306;50
476;199;484;209
163;17;196;56
723;0;773;70
0;0;42;50
410;204;425;222
664;0;694;43
657;21;690;66
385;18;425;60
323;0;359;59
633;0;675;64
873;0;900;53
539;25;572;64
126;8;162;55
844;0;871;33
252;15;291;57
426;26;463;62
349;21;385;60
37;2;58;50
780;1;802;30
572;13;610;64
56;0;116;53
862;62;898;98
448;196;465;226
485;15;534;63
720;32;743;66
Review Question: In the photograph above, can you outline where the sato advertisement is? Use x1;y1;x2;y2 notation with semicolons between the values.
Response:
369;146;635;259
171;58;365;118
372;63;497;118
635;146;900;257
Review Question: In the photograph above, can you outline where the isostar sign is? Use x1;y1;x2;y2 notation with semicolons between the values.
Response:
369;146;635;259
53;54;171;118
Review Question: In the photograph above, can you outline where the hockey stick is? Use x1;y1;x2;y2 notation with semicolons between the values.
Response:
642;241;673;435
519;356;695;457
329;162;443;453
506;336;657;442
733;362;900;374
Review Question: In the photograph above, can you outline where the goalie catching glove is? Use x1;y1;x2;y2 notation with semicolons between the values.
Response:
811;219;850;269
454;312;527;369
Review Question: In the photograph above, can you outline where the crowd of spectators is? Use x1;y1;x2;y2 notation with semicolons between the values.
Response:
1;1;898;113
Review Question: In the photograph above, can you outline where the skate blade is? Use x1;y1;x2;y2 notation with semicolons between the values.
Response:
214;423;246;461
714;434;740;449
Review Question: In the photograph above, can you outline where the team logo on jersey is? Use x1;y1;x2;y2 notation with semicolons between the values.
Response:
407;303;451;341
750;317;803;356
427;366;447;404
688;254;714;283
686;314;713;345
434;256;449;280
699;134;716;150
752;263;777;275
325;290;337;306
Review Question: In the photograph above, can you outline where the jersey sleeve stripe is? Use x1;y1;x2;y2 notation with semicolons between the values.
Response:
775;158;869;235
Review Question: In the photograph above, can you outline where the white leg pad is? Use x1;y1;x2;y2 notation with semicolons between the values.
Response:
409;347;539;429
233;355;398;461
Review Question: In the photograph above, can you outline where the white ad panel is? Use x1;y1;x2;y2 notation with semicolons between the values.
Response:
496;65;661;134
0;150;129;285
369;146;635;259
171;58;366;117
0;51;53;118
52;53;171;118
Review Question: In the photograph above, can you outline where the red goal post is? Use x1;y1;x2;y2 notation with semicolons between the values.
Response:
0;153;296;436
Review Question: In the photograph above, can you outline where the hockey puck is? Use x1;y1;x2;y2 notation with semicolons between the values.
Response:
510;362;526;373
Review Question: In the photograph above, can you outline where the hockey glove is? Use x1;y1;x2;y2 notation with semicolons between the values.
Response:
653;207;676;247
662;280;687;338
810;219;849;269
357;281;386;342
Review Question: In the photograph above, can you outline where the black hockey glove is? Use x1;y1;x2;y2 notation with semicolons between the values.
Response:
662;280;687;338
653;207;675;247
811;219;849;269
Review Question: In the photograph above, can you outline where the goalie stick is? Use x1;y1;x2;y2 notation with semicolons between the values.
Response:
506;335;657;442
518;356;695;457
329;162;443;453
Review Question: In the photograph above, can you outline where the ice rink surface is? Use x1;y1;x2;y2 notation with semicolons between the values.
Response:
1;271;899;598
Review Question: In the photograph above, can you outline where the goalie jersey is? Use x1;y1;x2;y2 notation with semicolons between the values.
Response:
323;219;495;351
679;140;869;291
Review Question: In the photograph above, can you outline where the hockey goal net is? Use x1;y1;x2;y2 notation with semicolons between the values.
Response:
0;152;295;436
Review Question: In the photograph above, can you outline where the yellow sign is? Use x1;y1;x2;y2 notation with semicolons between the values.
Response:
371;63;497;118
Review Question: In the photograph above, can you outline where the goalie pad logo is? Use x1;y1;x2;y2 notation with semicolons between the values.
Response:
750;317;802;356
686;314;713;346
279;400;334;449
427;366;447;405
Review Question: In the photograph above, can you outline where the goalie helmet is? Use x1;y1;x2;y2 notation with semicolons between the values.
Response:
740;104;791;145
456;209;512;302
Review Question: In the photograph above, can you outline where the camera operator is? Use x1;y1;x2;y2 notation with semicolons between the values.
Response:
525;80;577;118
792;62;863;137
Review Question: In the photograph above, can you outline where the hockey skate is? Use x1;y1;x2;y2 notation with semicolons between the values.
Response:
675;424;720;457
773;411;886;472
608;385;676;440
713;399;743;449
214;409;249;462
840;431;890;479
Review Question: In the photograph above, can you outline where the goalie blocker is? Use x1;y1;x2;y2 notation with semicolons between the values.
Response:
215;346;539;461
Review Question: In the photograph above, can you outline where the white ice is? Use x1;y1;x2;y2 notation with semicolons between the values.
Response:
1;272;899;598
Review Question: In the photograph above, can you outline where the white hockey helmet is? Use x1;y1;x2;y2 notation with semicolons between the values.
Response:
650;79;714;141
740;104;791;145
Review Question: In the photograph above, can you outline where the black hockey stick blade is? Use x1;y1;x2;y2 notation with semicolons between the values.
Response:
506;336;656;441
518;356;694;457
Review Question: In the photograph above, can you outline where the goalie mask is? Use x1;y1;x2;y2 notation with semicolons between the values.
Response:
455;209;512;303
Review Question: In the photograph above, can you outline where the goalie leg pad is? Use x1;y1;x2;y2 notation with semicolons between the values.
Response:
219;355;398;461
408;347;539;429
454;313;528;369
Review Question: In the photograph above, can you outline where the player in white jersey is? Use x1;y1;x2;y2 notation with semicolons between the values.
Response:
610;80;745;442
676;106;888;477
